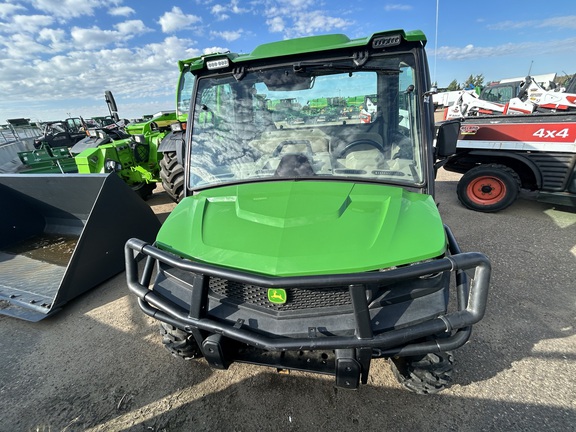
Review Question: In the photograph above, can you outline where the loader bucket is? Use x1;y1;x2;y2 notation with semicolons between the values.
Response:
0;173;161;321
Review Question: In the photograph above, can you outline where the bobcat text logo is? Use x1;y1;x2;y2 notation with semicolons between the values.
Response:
460;125;479;135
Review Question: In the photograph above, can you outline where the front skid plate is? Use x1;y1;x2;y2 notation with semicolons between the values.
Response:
234;346;336;375
230;346;364;388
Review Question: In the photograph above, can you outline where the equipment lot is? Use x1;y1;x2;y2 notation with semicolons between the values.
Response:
1;169;575;431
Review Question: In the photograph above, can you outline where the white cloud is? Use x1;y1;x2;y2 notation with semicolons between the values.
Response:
488;15;576;31
384;4;413;11
211;4;230;21
37;27;68;51
266;16;284;33
202;46;228;55
2;33;47;58
210;29;243;42
3;14;54;34
30;0;117;19
158;6;202;33
0;3;26;19
116;19;150;35
38;27;66;43
436;37;576;61
538;16;576;30
229;0;247;14
487;19;535;30
70;20;152;49
285;11;351;37
262;2;353;38
109;6;135;17
71;26;119;49
211;0;249;18
0;35;202;120
211;5;226;14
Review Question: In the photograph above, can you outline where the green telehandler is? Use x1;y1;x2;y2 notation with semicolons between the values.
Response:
17;91;178;199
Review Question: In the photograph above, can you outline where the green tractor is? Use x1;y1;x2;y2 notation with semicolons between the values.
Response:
125;30;491;393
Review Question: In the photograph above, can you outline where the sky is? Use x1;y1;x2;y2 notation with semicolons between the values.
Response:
1;0;575;123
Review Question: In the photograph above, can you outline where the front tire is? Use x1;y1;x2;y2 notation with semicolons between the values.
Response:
389;351;454;395
160;151;184;202
160;322;202;360
457;164;521;212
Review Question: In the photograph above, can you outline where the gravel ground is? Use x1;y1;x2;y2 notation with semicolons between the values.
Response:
1;170;575;432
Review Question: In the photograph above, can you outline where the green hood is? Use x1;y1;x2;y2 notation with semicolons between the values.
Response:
157;181;446;276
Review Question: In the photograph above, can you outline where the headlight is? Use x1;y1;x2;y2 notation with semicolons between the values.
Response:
206;58;229;70
133;134;146;144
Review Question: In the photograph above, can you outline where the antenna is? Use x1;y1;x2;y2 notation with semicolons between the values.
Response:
434;0;439;84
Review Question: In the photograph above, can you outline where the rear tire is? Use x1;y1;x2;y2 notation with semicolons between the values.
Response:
160;322;202;360
457;164;520;212
160;151;184;203
389;351;454;395
132;182;156;200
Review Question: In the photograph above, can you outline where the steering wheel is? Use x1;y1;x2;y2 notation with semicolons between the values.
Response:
334;139;387;159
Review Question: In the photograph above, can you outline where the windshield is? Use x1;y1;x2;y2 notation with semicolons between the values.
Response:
188;53;422;190
177;67;194;117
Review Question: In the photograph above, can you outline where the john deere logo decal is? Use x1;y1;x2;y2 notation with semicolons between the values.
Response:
268;289;287;304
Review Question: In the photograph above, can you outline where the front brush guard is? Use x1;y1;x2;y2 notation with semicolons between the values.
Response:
125;226;490;358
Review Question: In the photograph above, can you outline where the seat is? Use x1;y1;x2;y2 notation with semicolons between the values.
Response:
274;153;315;177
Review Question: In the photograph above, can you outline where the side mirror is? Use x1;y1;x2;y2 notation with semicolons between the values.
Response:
435;119;460;158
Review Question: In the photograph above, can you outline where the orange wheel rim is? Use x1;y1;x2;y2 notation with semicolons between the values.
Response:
466;176;507;205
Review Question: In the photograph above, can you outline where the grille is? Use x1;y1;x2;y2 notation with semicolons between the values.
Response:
209;277;352;311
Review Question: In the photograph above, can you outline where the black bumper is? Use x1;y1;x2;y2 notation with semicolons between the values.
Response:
125;226;490;387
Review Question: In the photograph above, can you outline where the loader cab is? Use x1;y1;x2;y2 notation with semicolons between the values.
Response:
33;120;86;149
479;82;520;104
184;31;436;198
564;74;576;94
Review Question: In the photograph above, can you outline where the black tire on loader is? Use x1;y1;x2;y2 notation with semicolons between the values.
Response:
160;151;185;203
132;182;156;200
389;351;454;395
160;322;203;360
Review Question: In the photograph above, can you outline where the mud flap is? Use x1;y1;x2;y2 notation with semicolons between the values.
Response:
0;173;161;321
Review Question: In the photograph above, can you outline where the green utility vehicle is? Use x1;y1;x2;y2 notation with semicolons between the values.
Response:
126;30;491;392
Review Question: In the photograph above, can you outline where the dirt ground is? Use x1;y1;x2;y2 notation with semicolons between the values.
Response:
1;170;575;432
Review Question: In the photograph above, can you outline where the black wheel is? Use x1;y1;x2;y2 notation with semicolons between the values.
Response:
160;151;184;202
389;351;454;395
457;164;521;212
132;182;156;200
159;322;202;360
